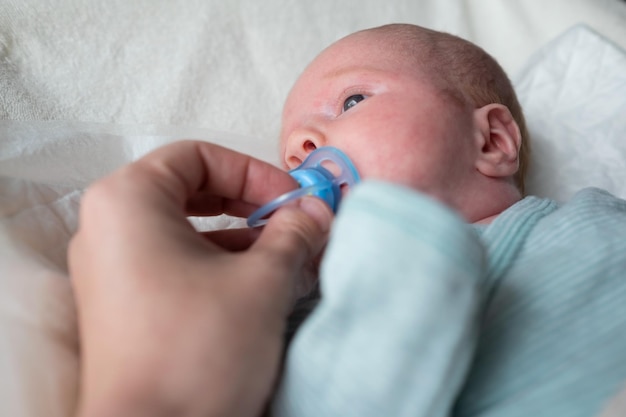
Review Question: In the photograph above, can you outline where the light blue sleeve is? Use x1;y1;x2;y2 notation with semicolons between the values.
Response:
272;181;488;417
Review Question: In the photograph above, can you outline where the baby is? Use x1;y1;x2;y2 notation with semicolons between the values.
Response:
276;24;626;417
283;22;527;338
280;23;529;224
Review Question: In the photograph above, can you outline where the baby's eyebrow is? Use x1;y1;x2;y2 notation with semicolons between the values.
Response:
322;66;386;80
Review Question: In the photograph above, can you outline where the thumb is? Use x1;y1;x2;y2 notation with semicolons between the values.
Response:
252;196;333;273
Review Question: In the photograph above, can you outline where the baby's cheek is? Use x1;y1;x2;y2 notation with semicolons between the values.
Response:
356;149;402;178
358;162;419;188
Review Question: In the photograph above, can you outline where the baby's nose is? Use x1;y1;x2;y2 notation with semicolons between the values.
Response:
283;127;326;169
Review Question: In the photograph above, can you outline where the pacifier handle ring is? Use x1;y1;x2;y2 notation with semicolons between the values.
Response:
246;183;330;228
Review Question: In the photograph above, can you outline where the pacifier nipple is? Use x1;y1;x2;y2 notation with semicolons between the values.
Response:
247;147;360;227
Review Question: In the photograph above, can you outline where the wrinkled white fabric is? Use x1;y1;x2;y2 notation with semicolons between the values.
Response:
515;25;626;202
1;0;625;140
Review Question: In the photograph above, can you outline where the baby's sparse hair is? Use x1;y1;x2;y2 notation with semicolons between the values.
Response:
365;24;530;193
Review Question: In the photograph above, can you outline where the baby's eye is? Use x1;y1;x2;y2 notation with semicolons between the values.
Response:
342;94;366;112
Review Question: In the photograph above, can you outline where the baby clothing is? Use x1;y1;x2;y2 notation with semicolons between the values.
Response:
272;181;626;417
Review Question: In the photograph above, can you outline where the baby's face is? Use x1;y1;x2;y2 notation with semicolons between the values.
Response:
280;31;479;208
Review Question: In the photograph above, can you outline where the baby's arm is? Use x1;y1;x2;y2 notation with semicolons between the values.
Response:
273;181;487;417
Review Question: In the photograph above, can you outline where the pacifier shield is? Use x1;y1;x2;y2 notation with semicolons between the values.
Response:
247;147;360;227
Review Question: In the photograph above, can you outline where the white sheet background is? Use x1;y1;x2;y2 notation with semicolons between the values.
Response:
1;1;626;416
2;0;626;139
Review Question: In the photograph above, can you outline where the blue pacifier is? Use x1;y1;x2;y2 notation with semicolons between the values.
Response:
247;147;360;227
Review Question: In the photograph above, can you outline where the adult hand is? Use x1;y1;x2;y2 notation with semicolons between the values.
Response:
68;140;333;417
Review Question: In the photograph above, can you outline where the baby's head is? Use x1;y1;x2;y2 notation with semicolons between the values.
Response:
280;24;529;223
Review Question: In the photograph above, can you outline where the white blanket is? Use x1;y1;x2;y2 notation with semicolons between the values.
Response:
2;0;626;138
1;1;626;416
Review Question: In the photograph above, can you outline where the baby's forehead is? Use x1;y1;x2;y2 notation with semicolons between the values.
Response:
283;31;436;113
304;32;419;79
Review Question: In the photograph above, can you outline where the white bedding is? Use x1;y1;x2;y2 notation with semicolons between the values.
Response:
1;1;626;416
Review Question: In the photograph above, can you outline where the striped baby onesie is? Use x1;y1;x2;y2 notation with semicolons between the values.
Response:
273;182;626;417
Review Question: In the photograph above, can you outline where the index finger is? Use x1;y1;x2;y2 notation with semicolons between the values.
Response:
131;140;296;216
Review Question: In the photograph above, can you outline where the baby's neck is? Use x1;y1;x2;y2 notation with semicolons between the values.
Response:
473;213;500;225
462;180;523;225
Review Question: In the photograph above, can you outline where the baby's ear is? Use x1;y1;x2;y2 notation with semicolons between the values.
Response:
473;103;521;179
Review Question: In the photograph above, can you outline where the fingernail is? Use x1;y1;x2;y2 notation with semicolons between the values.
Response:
298;196;332;233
